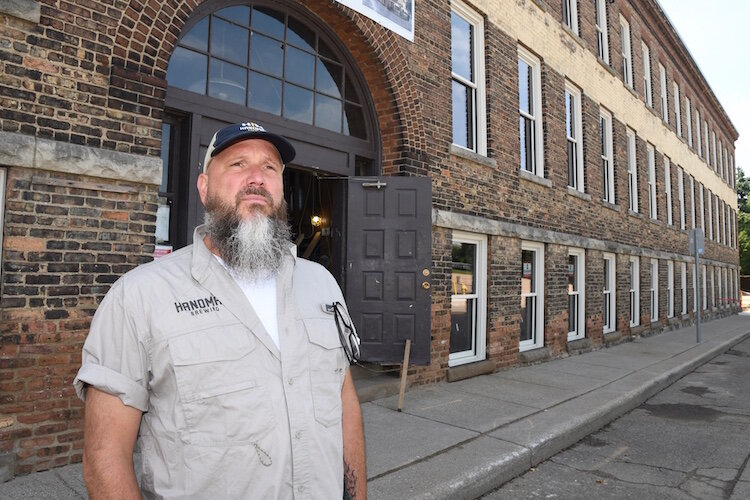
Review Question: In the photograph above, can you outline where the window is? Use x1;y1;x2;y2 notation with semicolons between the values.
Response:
718;141;724;178
620;16;633;88
451;2;487;154
563;0;579;35
673;82;682;137
519;47;544;176
603;253;616;333
707;189;713;240
165;6;368;138
718;267;724;308
568;249;585;341
0;168;5;281
667;260;674;319
704;120;710;163
711;130;717;169
680;262;687;315
659;63;668;123
677;166;685;229
520;241;545;351
629;256;640;327
647;144;657;219
715;196;720;244
450;232;488;366
696;110;702;157
685;97;693;148
701;264;707;310
689;175;696;228
650;259;659;322
595;0;609;64
664;156;672;225
710;267;716;309
627;128;638;212
600;109;615;204
699;183;705;231
566;83;584;191
642;42;652;107
692;263;698;312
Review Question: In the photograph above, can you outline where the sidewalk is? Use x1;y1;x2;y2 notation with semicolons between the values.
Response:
2;314;750;499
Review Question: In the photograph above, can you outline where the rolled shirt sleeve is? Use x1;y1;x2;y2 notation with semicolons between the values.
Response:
74;278;150;412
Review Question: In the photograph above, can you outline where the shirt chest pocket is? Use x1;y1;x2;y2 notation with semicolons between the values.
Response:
304;317;346;427
168;327;274;445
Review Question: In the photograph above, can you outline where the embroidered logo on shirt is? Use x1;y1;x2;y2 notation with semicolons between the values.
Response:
174;295;223;316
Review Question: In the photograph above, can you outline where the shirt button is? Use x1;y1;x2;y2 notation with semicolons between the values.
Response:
295;430;302;439
288;377;294;386
297;485;304;493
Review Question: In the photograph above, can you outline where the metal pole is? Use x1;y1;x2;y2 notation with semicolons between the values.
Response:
696;251;701;343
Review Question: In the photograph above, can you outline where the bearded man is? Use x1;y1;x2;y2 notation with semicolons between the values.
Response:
74;122;366;499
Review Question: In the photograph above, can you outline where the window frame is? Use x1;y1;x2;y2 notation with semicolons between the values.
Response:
568;248;586;341
677;166;685;230
448;231;488;367
664;155;673;225
600;109;615;204
563;0;579;36
619;16;633;89
451;0;487;155
702;264;707;310
696;109;702;157
565;82;584;192
603;253;616;334
667;260;675;319
673;81;682;137
642;42;653;107
707;189;713;240
647;143;657;220
626;127;638;213
629;256;640;327
689;175;696;229
699;183;705;231
685;97;693;147
659;63;668;123
520;240;545;352
650;258;659;322
680;261;687;315
595;0;610;64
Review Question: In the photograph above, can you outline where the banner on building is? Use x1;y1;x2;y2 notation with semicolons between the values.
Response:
334;0;414;41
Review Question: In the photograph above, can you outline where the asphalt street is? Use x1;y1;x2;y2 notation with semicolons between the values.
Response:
483;337;750;499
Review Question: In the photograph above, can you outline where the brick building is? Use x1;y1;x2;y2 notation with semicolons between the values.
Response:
0;0;739;477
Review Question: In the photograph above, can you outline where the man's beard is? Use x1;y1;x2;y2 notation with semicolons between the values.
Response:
204;186;291;282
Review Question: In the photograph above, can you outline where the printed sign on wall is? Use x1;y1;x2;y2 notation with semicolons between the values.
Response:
334;0;414;41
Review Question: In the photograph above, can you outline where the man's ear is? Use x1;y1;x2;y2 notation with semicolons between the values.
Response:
197;172;208;206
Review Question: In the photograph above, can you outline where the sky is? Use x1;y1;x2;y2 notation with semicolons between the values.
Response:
657;0;749;175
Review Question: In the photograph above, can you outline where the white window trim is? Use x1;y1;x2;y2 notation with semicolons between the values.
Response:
620;16;633;89
701;265;707;311
696;110;702;157
710;267;716;309
664;156;672;225
673;81;682;137
718;267;724;309
707;190;713;240
711;130;717;170
600;109;615;204
520;241;545;352
659;63;668;123
449;231;488;367
699;183;705;231
685;96;693;148
568;248;586;341
650;259;659;322
603;252;616;334
518;46;544;177
0;168;5;284
626;128;638;213
595;0;610;64
647;144;657;219
718;142;724;179
692;262;698;312
629;256;640;327
680;262;687;315
715;196;720;243
689;175;696;229
642;42;652;107
677;167;685;229
704;121;710;163
566;82;584;192
451;0;487;156
667;260;675;319
563;0;579;35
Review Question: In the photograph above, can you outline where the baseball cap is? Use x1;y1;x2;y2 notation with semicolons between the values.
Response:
203;121;296;171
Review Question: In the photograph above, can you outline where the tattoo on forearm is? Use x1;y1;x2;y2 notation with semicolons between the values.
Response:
343;460;357;499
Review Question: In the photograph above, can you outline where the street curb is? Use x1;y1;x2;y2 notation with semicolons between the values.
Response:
377;330;750;500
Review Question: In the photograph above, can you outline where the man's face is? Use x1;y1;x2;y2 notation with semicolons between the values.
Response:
198;139;285;219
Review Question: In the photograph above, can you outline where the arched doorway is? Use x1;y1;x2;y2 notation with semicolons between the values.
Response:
159;0;432;364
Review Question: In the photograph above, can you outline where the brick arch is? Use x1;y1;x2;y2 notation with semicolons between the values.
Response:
111;0;428;175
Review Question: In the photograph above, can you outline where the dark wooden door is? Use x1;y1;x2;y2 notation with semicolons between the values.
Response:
345;176;432;364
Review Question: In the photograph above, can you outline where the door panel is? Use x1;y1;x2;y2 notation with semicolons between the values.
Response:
346;176;432;364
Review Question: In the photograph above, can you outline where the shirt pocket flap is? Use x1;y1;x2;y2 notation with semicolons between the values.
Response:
304;318;341;350
169;327;256;366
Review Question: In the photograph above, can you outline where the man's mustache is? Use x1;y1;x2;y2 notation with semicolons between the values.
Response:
235;185;273;205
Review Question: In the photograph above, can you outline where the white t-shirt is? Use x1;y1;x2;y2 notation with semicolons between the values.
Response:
214;257;280;350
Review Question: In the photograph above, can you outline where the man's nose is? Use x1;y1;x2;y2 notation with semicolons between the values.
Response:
243;165;265;185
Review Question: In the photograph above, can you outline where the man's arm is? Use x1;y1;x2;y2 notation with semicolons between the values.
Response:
83;386;143;500
341;368;366;499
